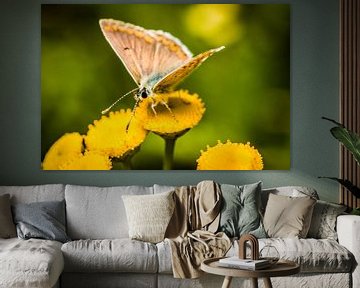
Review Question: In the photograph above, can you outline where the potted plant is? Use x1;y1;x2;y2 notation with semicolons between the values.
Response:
320;117;360;215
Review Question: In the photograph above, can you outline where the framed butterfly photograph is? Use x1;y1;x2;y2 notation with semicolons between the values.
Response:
41;4;290;170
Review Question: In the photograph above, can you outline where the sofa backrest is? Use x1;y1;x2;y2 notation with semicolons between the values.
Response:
153;184;177;194
0;184;65;204
0;184;321;241
65;184;154;240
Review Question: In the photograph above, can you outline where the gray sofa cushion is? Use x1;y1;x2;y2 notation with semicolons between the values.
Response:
229;238;353;273
0;184;65;204
65;185;153;239
61;273;157;288
158;273;351;288
156;241;173;274
62;239;158;273
0;238;63;288
259;238;353;273
157;237;353;274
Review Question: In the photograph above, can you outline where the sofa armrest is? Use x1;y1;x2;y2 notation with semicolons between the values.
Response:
337;215;360;288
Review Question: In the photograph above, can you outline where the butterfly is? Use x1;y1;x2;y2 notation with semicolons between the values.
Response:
99;19;225;115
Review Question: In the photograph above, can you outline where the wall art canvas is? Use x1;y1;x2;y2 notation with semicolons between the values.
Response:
41;4;290;170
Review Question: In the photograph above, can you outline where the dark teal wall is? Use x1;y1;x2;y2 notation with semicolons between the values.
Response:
0;0;340;202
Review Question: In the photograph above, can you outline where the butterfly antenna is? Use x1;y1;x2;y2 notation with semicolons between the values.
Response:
125;97;141;133
101;87;139;115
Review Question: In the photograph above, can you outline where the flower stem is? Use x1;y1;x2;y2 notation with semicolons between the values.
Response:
112;157;133;170
164;138;176;170
122;157;133;170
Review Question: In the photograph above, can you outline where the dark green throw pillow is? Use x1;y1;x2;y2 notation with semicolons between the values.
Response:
218;182;266;238
12;200;70;243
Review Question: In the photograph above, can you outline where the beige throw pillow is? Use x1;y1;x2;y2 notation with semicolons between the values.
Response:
0;194;17;238
263;193;316;238
122;191;175;243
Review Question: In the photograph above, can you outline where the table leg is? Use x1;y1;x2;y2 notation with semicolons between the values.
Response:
222;276;233;288
251;278;258;288
263;277;273;288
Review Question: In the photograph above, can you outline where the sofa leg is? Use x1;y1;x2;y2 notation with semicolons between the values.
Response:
251;278;258;288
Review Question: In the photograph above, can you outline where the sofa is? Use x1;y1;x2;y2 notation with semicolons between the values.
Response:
0;183;359;288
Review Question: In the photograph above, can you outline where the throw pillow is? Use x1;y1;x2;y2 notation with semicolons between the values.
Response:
12;200;70;243
0;194;16;238
122;190;175;243
307;200;347;240
263;193;316;238
261;186;319;214
218;182;267;238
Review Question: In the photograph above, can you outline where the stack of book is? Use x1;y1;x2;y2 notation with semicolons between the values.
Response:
218;257;271;270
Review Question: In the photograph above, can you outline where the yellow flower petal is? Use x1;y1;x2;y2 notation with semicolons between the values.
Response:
196;140;264;170
59;151;112;170
42;132;84;170
85;109;147;159
136;90;205;138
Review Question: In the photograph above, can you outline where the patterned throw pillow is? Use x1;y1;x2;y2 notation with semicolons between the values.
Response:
307;200;347;240
263;193;316;238
218;182;266;239
122;191;175;243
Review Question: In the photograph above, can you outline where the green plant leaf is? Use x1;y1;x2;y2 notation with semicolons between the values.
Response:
351;208;360;215
322;117;360;165
322;117;344;127
330;127;360;165
319;176;360;198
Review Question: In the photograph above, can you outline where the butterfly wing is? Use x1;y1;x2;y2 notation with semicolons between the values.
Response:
153;46;225;93
99;19;192;86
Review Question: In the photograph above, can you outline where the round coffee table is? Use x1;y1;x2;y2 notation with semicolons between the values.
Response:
201;257;300;288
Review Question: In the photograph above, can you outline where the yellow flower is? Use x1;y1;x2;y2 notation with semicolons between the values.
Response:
85;109;147;159
136;90;205;138
59;151;112;170
196;140;263;170
42;132;84;170
42;132;112;170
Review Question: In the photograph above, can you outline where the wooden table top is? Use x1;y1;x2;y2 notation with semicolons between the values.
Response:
201;257;300;278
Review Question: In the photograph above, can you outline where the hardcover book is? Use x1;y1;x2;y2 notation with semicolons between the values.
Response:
218;257;271;270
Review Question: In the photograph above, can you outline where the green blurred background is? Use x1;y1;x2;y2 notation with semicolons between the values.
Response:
41;4;290;170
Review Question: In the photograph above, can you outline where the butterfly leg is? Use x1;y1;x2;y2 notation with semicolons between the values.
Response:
150;100;158;116
161;100;178;122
